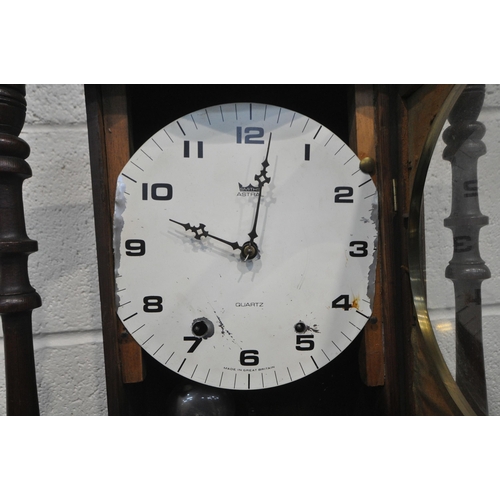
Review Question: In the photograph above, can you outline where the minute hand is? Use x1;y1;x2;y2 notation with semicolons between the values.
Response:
248;132;272;242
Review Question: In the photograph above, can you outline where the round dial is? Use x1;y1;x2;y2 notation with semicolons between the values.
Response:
114;103;378;391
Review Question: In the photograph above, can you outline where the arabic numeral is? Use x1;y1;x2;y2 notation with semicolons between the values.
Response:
296;334;315;351
349;241;368;257
331;294;351;310
184;336;203;353
334;186;354;203
143;296;163;313
142;183;173;200
125;239;145;256
240;350;259;366
236;127;265;144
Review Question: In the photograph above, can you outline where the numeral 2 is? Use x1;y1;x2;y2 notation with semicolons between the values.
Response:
334;186;354;203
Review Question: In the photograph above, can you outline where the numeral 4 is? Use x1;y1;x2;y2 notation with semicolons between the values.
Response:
331;295;351;310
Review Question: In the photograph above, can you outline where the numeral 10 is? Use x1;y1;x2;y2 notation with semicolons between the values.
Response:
142;183;173;200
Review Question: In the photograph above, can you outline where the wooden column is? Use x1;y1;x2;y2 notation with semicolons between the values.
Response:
0;84;41;415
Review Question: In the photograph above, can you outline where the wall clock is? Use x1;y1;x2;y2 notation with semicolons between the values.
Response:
113;102;378;393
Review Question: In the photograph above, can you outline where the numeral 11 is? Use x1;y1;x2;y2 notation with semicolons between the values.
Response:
184;141;203;158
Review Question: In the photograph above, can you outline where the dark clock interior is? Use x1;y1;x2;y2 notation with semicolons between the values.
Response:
128;84;352;153
126;336;381;415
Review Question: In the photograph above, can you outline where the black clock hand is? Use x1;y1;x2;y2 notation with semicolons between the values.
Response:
247;132;272;243
170;219;244;252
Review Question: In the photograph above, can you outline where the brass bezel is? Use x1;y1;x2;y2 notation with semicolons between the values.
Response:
408;84;477;415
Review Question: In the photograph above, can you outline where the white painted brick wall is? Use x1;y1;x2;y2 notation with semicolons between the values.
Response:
0;84;107;415
2;84;500;415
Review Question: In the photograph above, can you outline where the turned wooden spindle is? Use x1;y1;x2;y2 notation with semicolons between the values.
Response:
0;84;41;415
442;84;490;415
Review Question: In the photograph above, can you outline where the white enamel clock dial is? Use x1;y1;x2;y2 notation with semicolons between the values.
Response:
114;102;378;391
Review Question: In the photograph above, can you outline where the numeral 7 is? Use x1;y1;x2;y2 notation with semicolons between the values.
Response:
183;336;202;353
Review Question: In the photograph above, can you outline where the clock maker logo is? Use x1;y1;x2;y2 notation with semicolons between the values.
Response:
237;183;259;196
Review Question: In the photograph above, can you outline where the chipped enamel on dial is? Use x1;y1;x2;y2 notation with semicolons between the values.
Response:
114;103;378;391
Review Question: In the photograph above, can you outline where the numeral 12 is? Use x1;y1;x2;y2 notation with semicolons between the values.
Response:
236;127;265;144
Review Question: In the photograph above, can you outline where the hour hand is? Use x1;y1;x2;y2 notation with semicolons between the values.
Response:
169;219;243;252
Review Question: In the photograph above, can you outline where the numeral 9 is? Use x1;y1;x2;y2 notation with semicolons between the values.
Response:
125;239;146;256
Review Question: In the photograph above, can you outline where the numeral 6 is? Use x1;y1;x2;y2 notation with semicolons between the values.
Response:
240;350;259;366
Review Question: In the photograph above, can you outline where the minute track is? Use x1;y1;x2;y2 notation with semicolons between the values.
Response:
114;102;378;392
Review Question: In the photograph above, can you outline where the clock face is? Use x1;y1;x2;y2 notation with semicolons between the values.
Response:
114;102;378;391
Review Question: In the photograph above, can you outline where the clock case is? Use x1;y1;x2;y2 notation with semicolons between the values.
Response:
85;84;457;416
